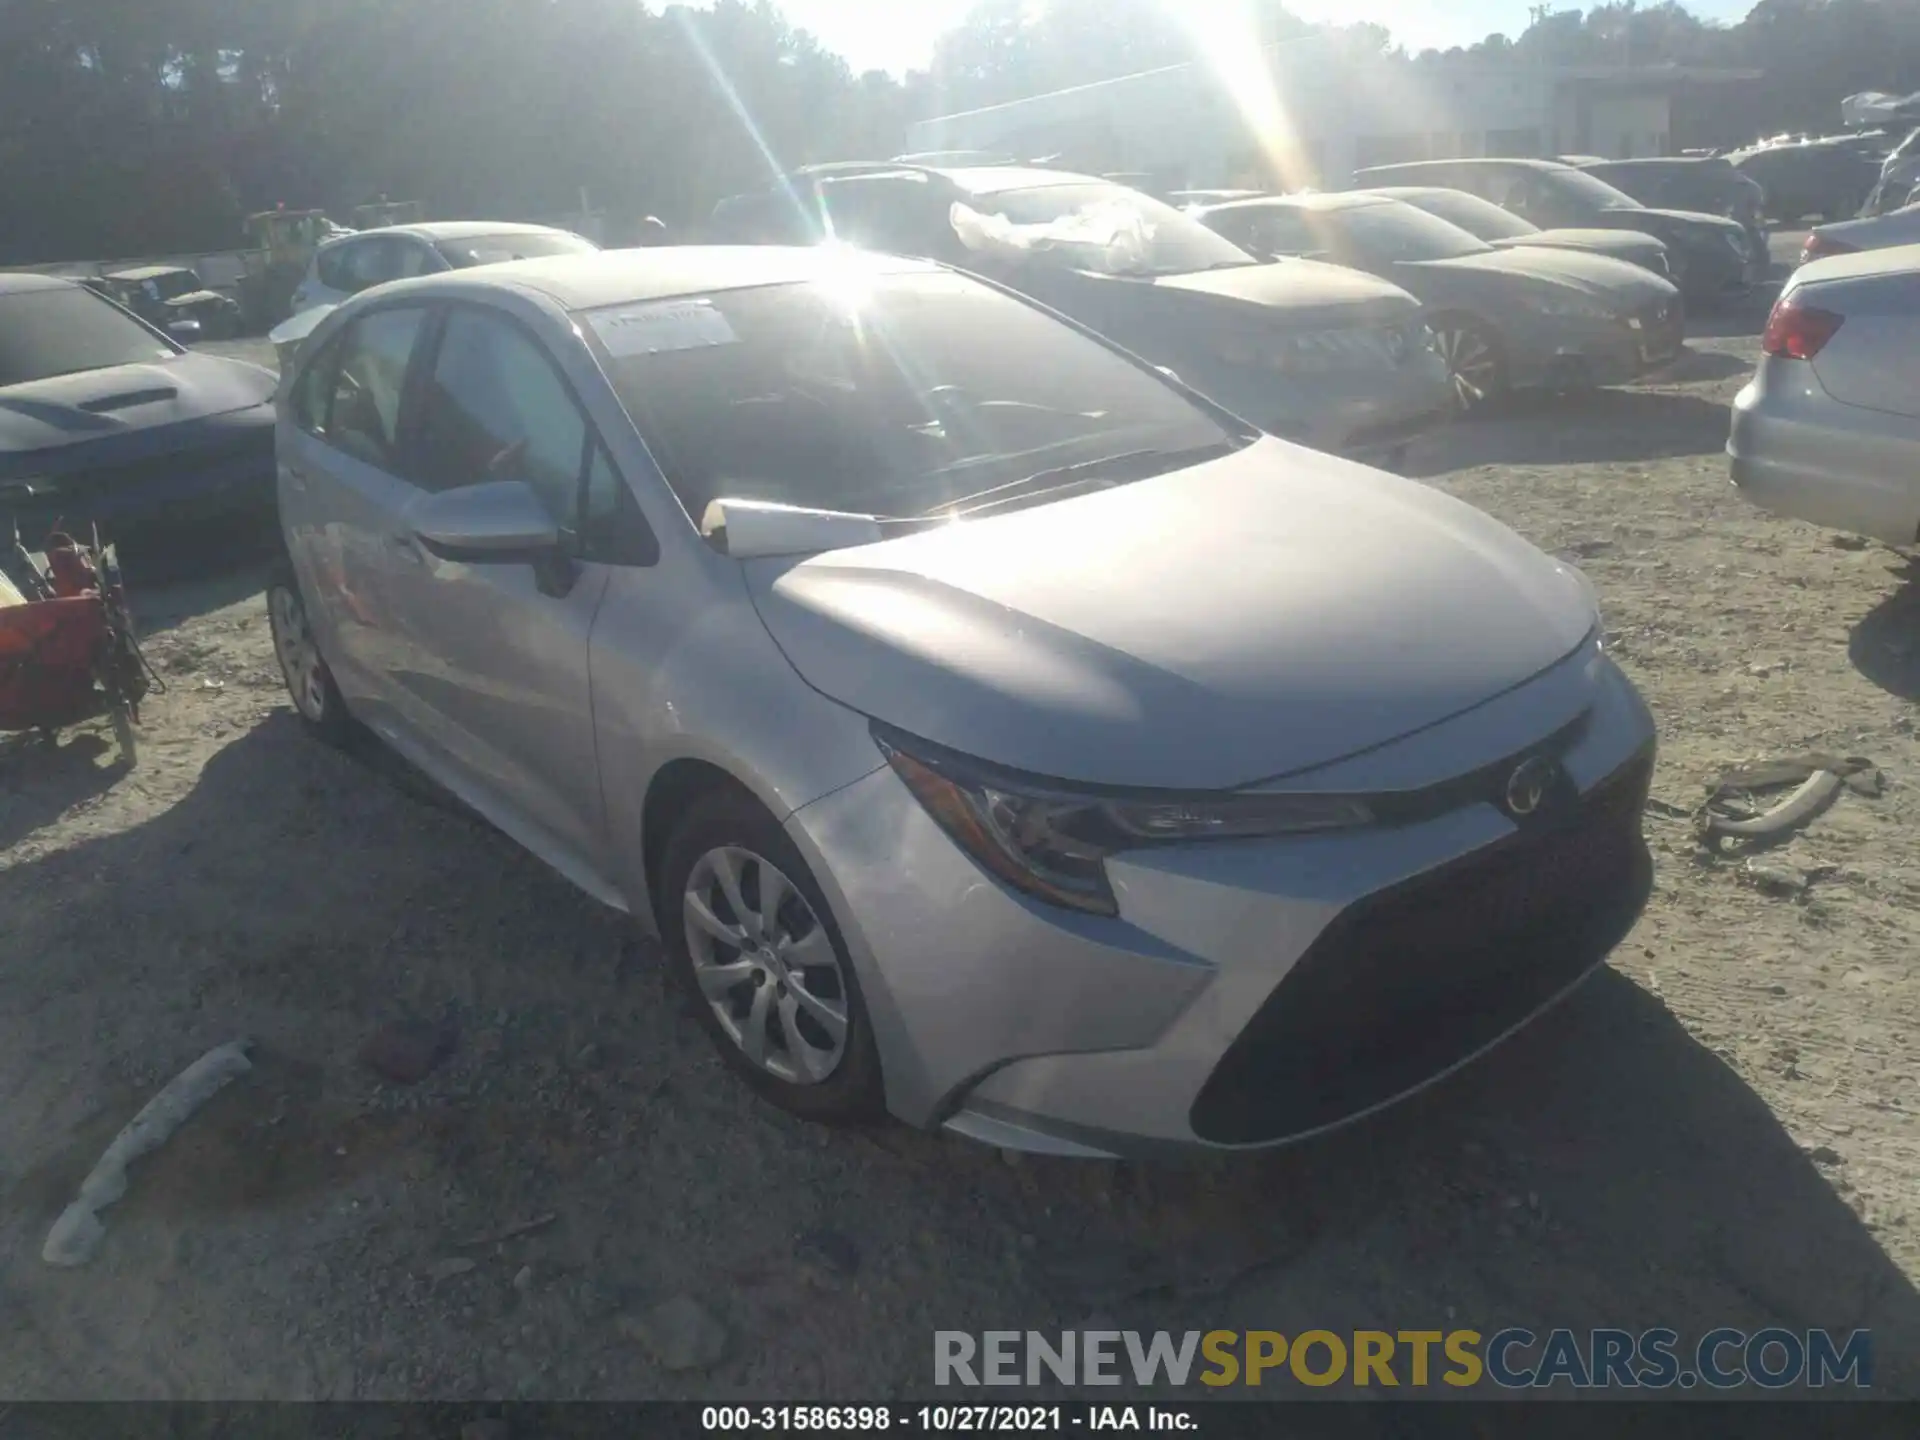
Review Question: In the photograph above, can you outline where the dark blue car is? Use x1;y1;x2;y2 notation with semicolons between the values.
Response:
0;273;277;567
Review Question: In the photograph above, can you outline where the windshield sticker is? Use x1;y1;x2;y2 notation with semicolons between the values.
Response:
589;299;738;357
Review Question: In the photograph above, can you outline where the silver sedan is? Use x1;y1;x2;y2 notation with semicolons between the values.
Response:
268;247;1656;1156
1730;242;1920;545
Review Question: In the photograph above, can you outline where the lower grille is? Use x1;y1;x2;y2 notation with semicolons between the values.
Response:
1189;747;1655;1146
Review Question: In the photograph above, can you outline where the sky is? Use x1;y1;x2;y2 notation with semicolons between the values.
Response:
740;1;1758;78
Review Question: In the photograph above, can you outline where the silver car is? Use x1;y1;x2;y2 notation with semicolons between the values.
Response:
1798;201;1920;266
268;247;1657;1157
1196;193;1686;412
1729;243;1920;546
287;221;599;317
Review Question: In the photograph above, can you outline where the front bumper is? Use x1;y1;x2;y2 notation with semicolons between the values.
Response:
787;641;1656;1155
3;414;277;547
1515;299;1684;390
1728;370;1920;547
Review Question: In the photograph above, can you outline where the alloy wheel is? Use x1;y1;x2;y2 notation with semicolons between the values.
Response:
682;846;849;1086
1434;324;1502;410
269;583;328;723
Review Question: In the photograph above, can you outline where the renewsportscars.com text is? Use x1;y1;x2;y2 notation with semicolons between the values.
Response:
934;1327;1873;1390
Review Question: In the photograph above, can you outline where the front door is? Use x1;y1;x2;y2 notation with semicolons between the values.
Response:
279;304;433;727
380;304;615;879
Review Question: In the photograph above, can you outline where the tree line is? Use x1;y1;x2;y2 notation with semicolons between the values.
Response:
2;0;1917;266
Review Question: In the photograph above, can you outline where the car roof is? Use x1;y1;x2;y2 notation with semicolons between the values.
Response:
1360;185;1480;202
1358;157;1570;175
327;220;577;246
0;272;81;297
1200;192;1387;217
792;163;1108;196
105;265;194;281
371;245;940;311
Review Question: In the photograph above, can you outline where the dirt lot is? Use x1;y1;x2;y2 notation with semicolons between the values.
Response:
2;266;1917;1404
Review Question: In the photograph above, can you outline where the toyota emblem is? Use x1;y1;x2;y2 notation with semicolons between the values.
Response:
1504;756;1559;818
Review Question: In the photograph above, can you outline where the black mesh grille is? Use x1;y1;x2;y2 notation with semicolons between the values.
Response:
1190;747;1654;1146
6;429;273;545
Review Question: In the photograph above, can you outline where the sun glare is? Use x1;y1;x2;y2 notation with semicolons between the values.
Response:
1167;0;1314;192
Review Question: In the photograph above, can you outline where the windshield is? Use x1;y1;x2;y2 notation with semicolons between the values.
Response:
0;286;176;387
1327;201;1491;263
1402;190;1537;241
964;182;1258;277
1546;168;1644;210
434;232;598;269
584;269;1237;524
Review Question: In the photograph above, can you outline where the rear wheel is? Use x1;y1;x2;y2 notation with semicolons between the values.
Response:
266;558;357;746
1431;316;1508;415
658;788;884;1124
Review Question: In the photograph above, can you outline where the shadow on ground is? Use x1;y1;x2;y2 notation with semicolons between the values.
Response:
1410;388;1733;476
0;731;124;851
1849;556;1920;699
1;718;1913;1399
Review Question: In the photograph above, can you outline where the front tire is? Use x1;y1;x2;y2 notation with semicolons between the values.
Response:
266;557;357;747
657;788;884;1124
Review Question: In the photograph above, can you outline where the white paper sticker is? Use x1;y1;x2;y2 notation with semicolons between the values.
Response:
589;299;738;357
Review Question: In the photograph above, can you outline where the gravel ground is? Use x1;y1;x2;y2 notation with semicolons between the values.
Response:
2;254;1917;1403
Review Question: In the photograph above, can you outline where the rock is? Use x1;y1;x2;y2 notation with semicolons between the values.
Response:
1748;661;1780;677
1568;539;1614;558
795;1227;861;1282
426;1257;477;1283
1808;1145;1843;1166
512;1265;534;1294
360;1017;457;1086
618;1295;728;1372
1829;534;1870;550
1744;858;1809;896
573;1042;605;1071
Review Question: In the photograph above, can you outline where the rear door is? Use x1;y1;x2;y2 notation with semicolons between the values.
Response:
279;304;434;726
379;303;623;877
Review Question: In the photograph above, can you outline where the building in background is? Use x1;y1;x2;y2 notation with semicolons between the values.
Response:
906;39;1759;193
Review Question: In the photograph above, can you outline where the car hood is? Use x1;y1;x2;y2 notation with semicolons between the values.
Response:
1492;228;1666;262
743;438;1596;790
1148;258;1421;327
1397;246;1677;305
0;352;275;461
1599;205;1746;240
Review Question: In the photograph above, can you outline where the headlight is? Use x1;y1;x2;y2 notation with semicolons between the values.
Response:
875;726;1375;916
1529;292;1614;321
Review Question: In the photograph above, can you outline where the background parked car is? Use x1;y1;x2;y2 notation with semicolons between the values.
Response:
1727;137;1883;222
1797;200;1920;266
0;273;276;566
1567;157;1767;258
1358;185;1673;279
1352;157;1766;307
267;245;1655;1155
1194;192;1684;413
1860;126;1920;216
1729;242;1920;547
288;222;599;315
709;163;1454;468
94;265;244;340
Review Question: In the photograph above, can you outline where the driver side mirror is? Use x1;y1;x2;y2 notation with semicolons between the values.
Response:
166;319;203;343
409;481;561;560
